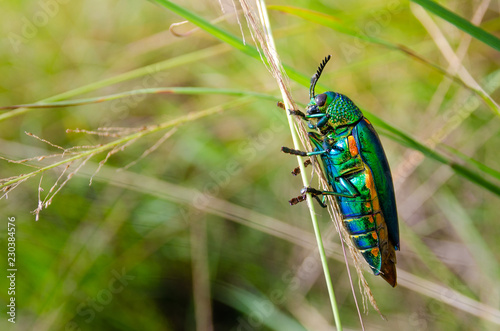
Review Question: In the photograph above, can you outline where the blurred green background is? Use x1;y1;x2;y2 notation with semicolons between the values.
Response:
1;0;500;330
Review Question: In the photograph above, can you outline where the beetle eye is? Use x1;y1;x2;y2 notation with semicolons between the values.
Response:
315;93;327;107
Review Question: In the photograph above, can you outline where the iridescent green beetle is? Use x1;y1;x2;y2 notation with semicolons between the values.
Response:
282;56;399;286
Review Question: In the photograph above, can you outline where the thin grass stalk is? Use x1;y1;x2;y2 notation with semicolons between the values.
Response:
252;2;384;319
240;0;345;328
253;3;381;318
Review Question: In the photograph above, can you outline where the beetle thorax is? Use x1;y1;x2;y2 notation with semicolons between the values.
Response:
326;93;363;128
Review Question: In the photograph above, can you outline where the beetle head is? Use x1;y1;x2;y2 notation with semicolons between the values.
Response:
306;56;363;130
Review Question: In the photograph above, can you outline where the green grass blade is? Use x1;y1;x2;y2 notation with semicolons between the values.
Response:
441;144;500;182
0;88;279;110
365;109;500;197
411;0;500;51
268;5;500;116
0;44;229;122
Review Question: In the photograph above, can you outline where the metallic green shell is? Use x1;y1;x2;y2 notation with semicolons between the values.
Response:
305;92;399;285
353;119;399;250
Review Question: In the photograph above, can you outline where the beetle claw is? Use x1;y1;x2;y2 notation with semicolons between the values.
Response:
291;160;312;176
289;194;306;205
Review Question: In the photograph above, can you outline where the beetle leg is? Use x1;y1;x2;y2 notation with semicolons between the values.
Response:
313;195;328;208
282;147;307;156
289;194;307;205
290;181;359;207
308;132;341;151
288;109;306;118
337;177;361;197
307;132;323;146
301;186;358;198
291;159;312;176
288;191;327;208
281;146;326;157
316;114;330;128
276;101;307;118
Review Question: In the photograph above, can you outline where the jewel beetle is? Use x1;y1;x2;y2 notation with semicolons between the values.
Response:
282;55;399;286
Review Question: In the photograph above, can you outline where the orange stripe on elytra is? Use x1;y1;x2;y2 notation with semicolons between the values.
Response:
348;135;358;157
364;170;374;195
364;170;380;211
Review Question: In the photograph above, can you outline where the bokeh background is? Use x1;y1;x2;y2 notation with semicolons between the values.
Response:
1;0;500;330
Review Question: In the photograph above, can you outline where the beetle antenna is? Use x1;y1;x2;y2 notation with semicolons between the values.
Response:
309;55;332;99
